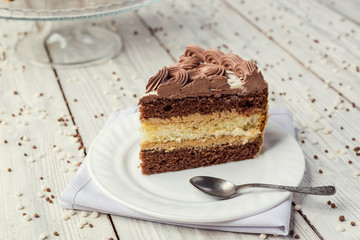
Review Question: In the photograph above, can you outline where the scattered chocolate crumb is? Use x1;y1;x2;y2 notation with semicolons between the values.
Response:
54;231;59;236
327;200;331;205
339;215;345;222
32;145;37;149
4;140;8;144
354;147;360;152
325;149;328;153
350;221;356;226
133;30;138;35
40;177;44;180
94;115;98;118
11;113;15;117
49;199;53;204
331;203;336;208
133;94;137;98
46;188;51;192
13;91;18;95
352;138;356;141
294;234;300;239
34;213;39;218
89;224;93;228
348;161;352;164
46;197;50;201
345;145;349;149
100;113;104;117
51;195;55;199
74;99;78;102
314;155;318;159
319;169;323;174
7;168;12;172
24;153;28;156
18;142;22;146
340;126;344;130
22;213;26;216
289;229;294;236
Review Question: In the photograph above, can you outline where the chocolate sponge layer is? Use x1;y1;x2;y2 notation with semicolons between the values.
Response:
140;138;262;175
139;90;268;120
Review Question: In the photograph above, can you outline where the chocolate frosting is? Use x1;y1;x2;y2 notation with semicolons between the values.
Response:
184;44;205;62
203;48;225;65
142;44;267;101
234;60;258;80
145;66;168;93
220;54;243;71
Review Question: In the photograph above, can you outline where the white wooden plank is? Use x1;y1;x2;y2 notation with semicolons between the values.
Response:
317;0;360;25
0;20;117;239
136;0;360;239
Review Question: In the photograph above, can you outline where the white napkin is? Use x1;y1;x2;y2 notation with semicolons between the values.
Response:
61;106;295;235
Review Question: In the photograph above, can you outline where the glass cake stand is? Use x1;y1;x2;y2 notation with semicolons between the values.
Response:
0;0;156;66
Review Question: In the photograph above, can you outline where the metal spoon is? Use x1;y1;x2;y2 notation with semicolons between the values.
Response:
190;176;336;199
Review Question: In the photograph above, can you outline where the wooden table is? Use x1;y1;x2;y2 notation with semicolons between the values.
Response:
1;0;359;239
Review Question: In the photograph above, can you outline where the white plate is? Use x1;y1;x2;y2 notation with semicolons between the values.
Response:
88;112;305;223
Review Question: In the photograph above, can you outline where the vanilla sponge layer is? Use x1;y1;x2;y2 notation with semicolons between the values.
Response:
140;109;267;146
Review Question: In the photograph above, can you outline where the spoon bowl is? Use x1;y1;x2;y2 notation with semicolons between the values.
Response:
190;176;336;199
190;176;238;198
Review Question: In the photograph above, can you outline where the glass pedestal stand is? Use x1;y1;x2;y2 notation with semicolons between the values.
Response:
0;0;156;67
15;21;122;67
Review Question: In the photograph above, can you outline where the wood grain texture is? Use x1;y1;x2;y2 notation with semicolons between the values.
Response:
0;20;117;240
317;0;360;25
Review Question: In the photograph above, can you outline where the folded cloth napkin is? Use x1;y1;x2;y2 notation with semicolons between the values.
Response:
61;106;295;235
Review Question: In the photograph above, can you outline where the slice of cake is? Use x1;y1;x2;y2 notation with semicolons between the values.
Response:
138;44;268;175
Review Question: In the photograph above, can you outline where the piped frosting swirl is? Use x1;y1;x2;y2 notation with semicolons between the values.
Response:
234;60;258;80
203;48;225;65
144;44;264;96
220;54;243;71
145;66;169;93
184;44;205;62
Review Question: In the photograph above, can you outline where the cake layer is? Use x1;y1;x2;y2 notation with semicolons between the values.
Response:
140;110;267;144
140;108;264;124
139;90;268;120
140;138;263;175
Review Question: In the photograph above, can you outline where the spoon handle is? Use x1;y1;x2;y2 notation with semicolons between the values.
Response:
236;184;336;195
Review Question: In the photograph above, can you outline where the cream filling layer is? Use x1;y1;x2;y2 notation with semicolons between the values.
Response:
140;113;263;144
141;135;258;151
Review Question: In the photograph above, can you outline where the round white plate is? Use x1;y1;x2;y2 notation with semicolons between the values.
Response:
88;112;305;223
